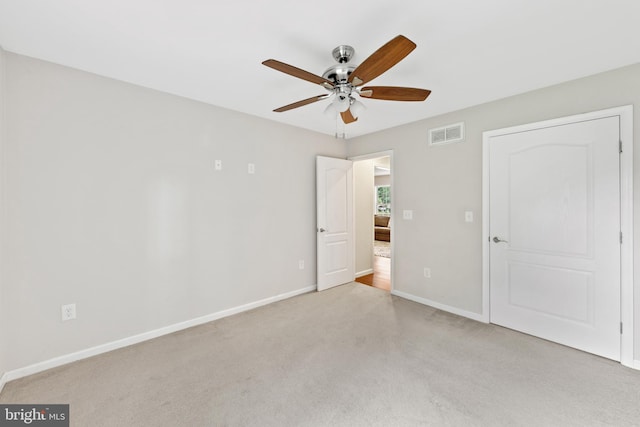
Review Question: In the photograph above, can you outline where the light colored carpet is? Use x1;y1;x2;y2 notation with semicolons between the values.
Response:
2;283;640;426
374;240;390;258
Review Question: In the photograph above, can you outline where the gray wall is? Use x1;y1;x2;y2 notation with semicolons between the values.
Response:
1;52;345;373
347;63;640;361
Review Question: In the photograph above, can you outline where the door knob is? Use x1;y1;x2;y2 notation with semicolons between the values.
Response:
318;228;326;232
493;236;508;243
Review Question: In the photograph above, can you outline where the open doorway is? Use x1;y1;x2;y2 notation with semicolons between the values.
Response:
352;153;392;292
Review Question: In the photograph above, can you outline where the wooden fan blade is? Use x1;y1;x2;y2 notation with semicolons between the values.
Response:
340;109;358;124
360;86;431;101
348;35;416;86
273;94;329;112
263;59;334;89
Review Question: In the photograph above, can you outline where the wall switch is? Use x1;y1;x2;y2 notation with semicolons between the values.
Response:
248;163;255;174
465;211;474;223
298;260;305;270
403;210;413;220
61;303;76;321
424;268;431;279
214;160;222;171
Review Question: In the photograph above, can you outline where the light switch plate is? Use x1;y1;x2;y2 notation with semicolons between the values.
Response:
214;160;222;171
465;211;474;222
403;210;413;220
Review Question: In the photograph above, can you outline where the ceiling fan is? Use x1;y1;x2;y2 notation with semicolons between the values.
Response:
262;35;431;124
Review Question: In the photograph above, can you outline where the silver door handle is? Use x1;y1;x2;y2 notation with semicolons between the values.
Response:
318;228;326;233
493;236;508;243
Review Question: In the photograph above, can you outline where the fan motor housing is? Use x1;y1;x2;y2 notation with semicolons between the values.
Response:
322;64;355;84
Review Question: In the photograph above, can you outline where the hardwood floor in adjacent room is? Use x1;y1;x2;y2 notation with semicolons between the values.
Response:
356;255;390;291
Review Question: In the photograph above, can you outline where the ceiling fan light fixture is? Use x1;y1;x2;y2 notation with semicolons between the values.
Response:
350;99;366;118
334;94;350;113
323;102;338;119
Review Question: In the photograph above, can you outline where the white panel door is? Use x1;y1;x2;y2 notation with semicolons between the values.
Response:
317;156;354;291
489;116;621;360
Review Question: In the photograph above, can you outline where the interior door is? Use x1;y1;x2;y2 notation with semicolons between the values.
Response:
489;116;621;360
316;156;354;291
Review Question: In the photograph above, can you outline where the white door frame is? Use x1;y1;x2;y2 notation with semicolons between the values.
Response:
482;105;634;368
349;150;394;292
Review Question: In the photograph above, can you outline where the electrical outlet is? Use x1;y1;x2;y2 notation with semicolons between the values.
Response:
248;163;255;174
403;210;413;220
298;260;305;270
214;160;222;171
61;303;76;321
424;268;431;279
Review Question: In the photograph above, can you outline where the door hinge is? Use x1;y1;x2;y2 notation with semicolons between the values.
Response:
620;322;623;334
620;232;623;244
619;140;623;153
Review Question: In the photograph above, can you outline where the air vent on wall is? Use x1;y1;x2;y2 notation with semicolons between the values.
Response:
429;122;465;146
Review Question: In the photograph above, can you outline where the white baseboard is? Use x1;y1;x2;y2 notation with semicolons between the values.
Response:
355;268;374;278
391;289;487;323
0;285;316;392
633;360;640;371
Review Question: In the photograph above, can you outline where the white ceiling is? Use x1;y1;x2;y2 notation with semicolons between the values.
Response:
1;0;640;139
